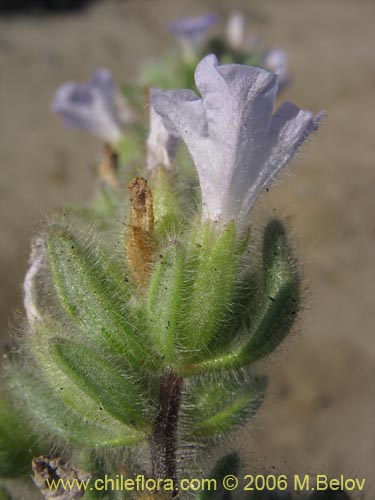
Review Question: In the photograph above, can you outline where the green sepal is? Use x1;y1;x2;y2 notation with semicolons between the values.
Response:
51;339;154;431
179;222;240;360
10;369;144;448
46;226;158;369
203;268;259;358
147;222;240;366
147;240;186;363
150;167;185;239
197;452;240;500
187;373;266;437
181;220;299;373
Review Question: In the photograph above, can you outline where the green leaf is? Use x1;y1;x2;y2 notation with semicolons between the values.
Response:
46;226;157;368
51;339;154;431
27;323;155;437
11;369;145;449
188;374;266;437
28;324;141;431
238;219;300;364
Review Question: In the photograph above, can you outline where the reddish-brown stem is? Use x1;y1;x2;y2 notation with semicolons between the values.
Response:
149;371;183;497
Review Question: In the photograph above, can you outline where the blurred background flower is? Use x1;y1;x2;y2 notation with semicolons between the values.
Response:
51;68;123;144
168;13;218;59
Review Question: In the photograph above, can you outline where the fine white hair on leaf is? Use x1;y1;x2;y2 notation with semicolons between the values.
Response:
23;237;46;326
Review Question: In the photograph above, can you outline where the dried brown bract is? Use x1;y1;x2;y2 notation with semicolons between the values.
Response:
126;177;155;287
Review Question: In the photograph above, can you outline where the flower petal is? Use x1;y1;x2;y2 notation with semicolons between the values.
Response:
240;104;322;223
90;68;116;111
51;70;122;144
147;89;181;171
153;54;322;228
152;88;204;146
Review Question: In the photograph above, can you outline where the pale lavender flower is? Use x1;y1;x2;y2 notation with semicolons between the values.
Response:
263;48;290;91
226;11;261;53
168;14;218;57
226;11;246;51
51;69;123;144
147;89;180;172
152;54;322;229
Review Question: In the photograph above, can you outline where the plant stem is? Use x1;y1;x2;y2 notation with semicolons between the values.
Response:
149;371;183;496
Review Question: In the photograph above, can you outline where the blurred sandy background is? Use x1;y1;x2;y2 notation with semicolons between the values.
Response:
0;0;374;497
